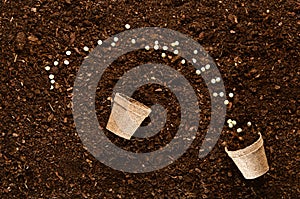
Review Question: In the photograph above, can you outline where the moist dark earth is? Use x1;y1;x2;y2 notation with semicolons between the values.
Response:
1;0;299;198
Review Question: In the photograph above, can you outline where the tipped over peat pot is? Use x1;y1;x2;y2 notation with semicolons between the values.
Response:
106;93;152;140
225;132;269;179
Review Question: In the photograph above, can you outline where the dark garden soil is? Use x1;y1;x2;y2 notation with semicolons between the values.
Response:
1;0;299;198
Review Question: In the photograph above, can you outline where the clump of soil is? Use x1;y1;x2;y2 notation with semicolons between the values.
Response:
226;125;260;151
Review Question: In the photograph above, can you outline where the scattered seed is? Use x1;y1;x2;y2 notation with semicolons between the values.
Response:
154;40;159;45
181;59;186;64
162;46;168;51
111;42;116;47
145;45;150;50
125;24;130;29
131;39;136;44
219;92;224;97
97;40;103;45
213;92;218;97
154;45;159;50
196;69;201;75
232;120;237;125
45;66;51;71
205;64;211;70
161;52;166;58
53;61;59;66
66;51;71;56
227;119;232;124
247;121;252;127
224;100;229;105
228;123;233;128
50;80;55;84
192;58;197;63
113;37;119;42
216;77;221;82
174;41;179;46
193;49;198;54
50;85;54;90
64;60;69;65
266;9;270;13
201;67;205;72
211;79;216;84
49;74;54;79
237;128;242;133
173;49;179;55
83;46;89;51
229;93;234;98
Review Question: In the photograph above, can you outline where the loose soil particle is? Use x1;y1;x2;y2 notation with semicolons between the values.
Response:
0;0;299;198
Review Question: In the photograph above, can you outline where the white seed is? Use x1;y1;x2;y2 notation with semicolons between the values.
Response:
237;128;242;133
219;92;224;97
173;49;179;55
227;119;232;124
205;64;211;70
111;42;116;47
64;60;69;65
211;79;216;84
215;77;221;82
162;46;168;51
49;74;54;79
181;59;186;64
192;58;197;63
50;79;55;84
213;92;218;97
247;121;252;127
113;37;119;42
154;45;159;50
53;61;59;66
229;93;234;98
161;52;166;58
50;85;54;90
266;9;270;13
125;24;131;29
201;67;205;72
45;66;51;71
131;39;136;44
171;42;176;47
232;120;237;125
145;45;150;50
228;123;233;128
154;40;159;45
97;40;103;45
174;41;179;46
83;46;89;51
195;69;201;75
193;49;198;54
66;51;71;56
224;100;229;105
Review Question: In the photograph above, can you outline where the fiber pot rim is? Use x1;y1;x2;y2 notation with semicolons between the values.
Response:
225;132;263;158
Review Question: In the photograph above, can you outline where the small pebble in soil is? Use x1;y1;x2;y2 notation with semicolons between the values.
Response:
173;49;179;55
181;59;186;64
45;66;51;71
125;24;130;29
50;80;55;84
196;69;201;75
161;53;166;58
247;121;252;127
193;49;198;54
219;92;224;97
237;128;242;133
145;45;150;50
113;37;119;42
83;46;89;52
211;78;216;84
111;42;116;47
66;50;71;56
49;74;54;79
131;39;136;44
64;60;69;65
97;40;103;45
53;61;59;66
224;100;229;105
154;44;159;50
192;58;197;63
205;64;210;70
162;46;168;51
201;67;205;72
229;92;234;98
